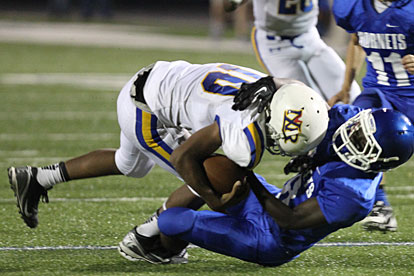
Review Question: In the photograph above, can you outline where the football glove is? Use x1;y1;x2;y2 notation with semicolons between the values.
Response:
283;155;315;175
232;76;276;113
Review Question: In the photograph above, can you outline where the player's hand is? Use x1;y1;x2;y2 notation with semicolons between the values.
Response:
327;89;350;107
402;54;414;75
284;155;314;175
232;76;277;113
224;0;244;11
220;179;250;208
207;179;249;212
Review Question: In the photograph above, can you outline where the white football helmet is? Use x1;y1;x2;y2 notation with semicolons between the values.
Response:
266;83;330;156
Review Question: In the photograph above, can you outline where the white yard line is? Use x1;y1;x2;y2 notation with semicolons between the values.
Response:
0;150;39;156
0;21;252;54
387;186;414;191
0;133;118;141
0;73;130;91
1;193;414;203
0;197;166;203
1;242;414;251
0;111;117;120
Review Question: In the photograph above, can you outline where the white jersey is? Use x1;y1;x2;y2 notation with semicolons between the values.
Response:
142;61;267;169
253;0;319;36
250;0;361;102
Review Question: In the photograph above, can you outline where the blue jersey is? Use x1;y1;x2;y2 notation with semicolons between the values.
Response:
333;0;414;97
158;164;381;266
312;104;363;164
158;104;381;266
158;105;382;266
273;104;381;254
271;162;381;255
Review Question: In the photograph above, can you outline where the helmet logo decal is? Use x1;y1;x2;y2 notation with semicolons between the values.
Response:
282;109;303;143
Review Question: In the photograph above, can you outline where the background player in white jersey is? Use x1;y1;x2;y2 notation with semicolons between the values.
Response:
329;0;414;232
8;61;329;234
227;0;361;102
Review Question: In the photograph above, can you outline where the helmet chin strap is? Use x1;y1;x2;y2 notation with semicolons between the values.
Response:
378;156;400;163
265;123;285;155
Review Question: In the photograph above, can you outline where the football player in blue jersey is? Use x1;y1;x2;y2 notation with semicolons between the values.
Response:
328;0;414;232
118;89;414;266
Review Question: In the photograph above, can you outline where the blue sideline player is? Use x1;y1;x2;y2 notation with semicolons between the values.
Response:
328;0;414;232
117;83;414;265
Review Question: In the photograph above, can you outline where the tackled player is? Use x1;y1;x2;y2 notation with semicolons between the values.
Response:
120;84;414;265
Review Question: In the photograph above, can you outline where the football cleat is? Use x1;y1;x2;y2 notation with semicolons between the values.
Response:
8;166;49;228
361;201;397;232
118;227;188;264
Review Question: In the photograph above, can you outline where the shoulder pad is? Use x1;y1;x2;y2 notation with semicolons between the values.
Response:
329;104;362;124
332;0;360;32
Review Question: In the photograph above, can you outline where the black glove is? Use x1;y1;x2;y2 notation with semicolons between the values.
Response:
232;76;277;113
283;155;314;175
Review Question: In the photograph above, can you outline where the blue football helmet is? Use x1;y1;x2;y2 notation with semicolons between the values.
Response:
332;109;414;172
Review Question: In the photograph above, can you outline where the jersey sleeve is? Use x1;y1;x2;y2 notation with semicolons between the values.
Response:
215;115;265;169
332;0;359;32
317;181;367;225
315;164;379;225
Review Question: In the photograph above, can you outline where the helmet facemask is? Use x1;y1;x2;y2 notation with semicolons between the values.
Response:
265;119;284;155
332;109;400;172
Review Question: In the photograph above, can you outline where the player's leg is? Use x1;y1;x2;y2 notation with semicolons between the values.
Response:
157;205;294;266
305;34;361;103
120;179;290;266
160;208;260;261
353;89;397;232
251;27;312;87
134;185;204;238
7;136;144;229
116;71;198;245
118;185;203;264
8;71;146;228
121;207;258;264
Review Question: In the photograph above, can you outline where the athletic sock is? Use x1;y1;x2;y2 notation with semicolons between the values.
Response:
375;185;390;206
35;161;70;190
136;211;160;237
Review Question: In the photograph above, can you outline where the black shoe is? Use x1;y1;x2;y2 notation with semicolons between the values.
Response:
118;227;188;264
8;166;49;228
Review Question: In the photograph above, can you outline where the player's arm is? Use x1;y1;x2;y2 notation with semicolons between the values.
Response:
170;122;237;212
247;172;327;229
328;33;365;106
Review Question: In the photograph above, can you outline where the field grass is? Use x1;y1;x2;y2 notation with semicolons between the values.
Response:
0;41;413;275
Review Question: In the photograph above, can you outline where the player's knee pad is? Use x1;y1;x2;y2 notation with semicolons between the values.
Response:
158;207;196;236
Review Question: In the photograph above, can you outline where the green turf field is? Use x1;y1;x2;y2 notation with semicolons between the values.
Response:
0;41;413;275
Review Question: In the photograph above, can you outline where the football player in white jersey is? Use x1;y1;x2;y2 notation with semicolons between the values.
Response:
8;61;329;233
227;0;361;102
